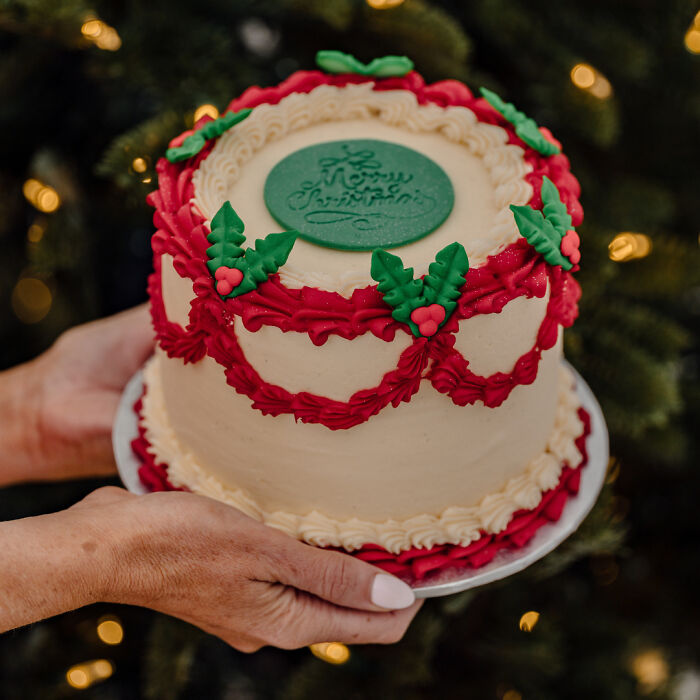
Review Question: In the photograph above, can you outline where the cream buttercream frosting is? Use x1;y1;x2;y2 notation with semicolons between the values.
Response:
141;356;583;553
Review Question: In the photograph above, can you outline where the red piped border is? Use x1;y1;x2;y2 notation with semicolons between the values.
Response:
147;69;583;428
131;395;591;581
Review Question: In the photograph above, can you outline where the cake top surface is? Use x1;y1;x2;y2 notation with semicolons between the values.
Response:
148;51;583;343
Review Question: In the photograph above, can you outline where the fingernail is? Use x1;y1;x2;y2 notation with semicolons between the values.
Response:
370;573;415;610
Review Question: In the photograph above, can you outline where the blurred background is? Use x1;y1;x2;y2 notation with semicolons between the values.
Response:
1;0;699;698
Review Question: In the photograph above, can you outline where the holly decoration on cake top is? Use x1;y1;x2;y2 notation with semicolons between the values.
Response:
315;50;414;78
206;201;297;299
479;87;560;157
166;108;252;163
510;176;580;270
371;242;470;338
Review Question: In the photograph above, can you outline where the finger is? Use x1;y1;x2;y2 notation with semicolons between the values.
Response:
272;589;424;649
99;305;154;383
270;537;416;612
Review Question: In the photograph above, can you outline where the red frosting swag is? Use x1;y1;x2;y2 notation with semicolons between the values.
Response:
132;395;591;581
146;69;583;429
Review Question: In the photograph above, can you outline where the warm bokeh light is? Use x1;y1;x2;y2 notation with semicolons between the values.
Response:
502;690;523;700
81;17;121;51
131;157;148;173
608;232;652;262
22;178;61;213
366;0;406;8
309;642;351;664
570;63;595;88
685;27;700;54
194;103;220;122
631;649;669;694
97;617;124;645
11;278;52;324
606;457;621;484
27;219;46;243
81;19;103;38
570;63;613;99
519;611;540;632
66;659;113;689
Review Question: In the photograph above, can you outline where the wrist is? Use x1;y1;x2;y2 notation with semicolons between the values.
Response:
0;360;44;487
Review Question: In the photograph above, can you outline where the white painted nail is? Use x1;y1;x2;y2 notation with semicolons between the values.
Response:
370;573;415;610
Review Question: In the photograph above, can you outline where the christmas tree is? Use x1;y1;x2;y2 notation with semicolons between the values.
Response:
1;0;699;697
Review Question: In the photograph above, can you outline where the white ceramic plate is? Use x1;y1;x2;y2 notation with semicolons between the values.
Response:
112;362;608;597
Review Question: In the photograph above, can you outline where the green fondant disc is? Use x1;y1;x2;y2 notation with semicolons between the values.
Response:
263;139;454;251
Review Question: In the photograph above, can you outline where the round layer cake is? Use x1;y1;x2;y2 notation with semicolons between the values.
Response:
138;53;586;579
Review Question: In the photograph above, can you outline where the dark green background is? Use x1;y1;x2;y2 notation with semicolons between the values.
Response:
1;1;699;698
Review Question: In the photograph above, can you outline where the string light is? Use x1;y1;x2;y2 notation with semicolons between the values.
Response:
27;219;47;243
97;616;124;645
502;690;522;700
684;11;700;54
570;63;613;99
608;232;652;262
630;649;669;694
81;17;122;51
65;659;113;689
518;611;540;632
194;104;220;122
366;0;406;8
11;277;52;324
605;457;621;484
131;157;148;173
309;642;350;664
22;178;61;213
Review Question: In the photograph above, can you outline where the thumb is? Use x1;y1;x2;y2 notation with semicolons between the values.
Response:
275;539;416;612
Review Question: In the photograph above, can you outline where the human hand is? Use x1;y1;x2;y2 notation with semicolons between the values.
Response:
0;306;153;486
74;487;423;651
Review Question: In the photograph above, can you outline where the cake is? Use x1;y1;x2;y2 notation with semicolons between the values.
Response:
133;51;588;581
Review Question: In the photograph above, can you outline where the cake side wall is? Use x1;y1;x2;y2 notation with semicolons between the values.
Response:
160;252;550;401
155;250;563;521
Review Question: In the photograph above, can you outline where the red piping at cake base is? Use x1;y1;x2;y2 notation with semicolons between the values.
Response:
131;393;591;581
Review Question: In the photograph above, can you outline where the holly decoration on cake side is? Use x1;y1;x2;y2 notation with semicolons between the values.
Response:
371;242;469;338
315;50;414;78
510;176;580;270
206;201;297;299
166;108;252;163
479;87;561;157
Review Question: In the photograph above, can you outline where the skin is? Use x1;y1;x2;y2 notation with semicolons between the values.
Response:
0;306;422;649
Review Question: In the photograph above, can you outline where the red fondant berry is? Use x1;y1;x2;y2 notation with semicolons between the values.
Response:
410;303;446;336
560;230;581;264
214;266;244;296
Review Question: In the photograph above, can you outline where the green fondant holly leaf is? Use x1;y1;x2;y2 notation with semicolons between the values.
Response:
371;242;470;337
370;249;424;328
207;202;298;298
479;87;560;157
422;242;470;316
166;108;253;163
316;50;414;78
510;179;573;270
540;175;572;236
206;201;246;275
